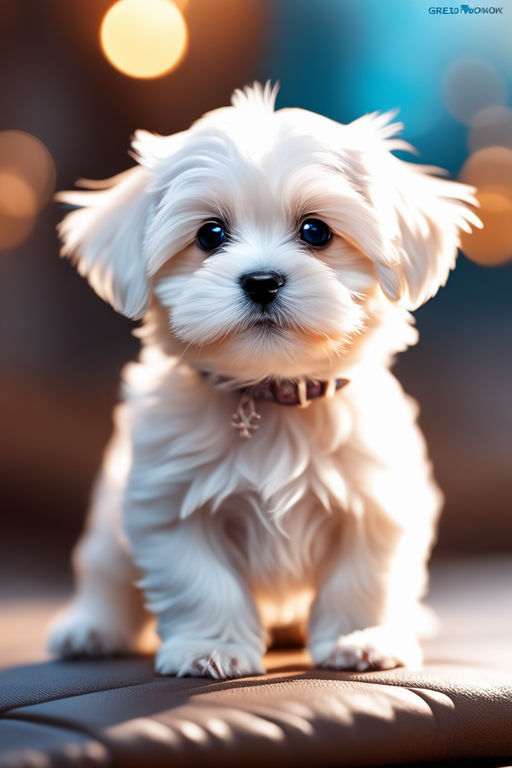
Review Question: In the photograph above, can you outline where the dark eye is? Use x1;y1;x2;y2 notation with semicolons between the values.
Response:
300;218;332;247
196;219;228;252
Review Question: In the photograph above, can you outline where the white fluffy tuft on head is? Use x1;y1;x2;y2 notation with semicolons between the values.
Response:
230;80;280;113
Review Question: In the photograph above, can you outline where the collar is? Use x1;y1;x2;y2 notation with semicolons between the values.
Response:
199;370;350;439
249;377;349;406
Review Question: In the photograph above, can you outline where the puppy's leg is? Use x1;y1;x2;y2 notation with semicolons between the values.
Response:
308;487;439;671
126;509;266;679
48;435;146;658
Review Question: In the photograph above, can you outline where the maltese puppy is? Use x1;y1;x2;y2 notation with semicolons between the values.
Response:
48;83;480;678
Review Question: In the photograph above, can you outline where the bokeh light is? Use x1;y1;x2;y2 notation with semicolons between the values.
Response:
0;172;39;218
459;146;512;267
460;191;512;267
100;0;188;79
469;106;512;153
460;146;512;194
0;130;56;251
442;58;507;125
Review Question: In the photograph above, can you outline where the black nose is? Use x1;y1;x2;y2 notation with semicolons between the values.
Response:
240;271;285;307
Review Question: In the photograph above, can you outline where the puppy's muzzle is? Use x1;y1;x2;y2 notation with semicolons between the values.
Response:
240;271;285;307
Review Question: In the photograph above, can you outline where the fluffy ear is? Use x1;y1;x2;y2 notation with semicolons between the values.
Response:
57;165;155;319
350;114;482;310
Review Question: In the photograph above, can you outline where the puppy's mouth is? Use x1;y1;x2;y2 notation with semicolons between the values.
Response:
251;317;278;328
247;314;288;333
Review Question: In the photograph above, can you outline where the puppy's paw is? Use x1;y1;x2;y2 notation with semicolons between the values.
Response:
47;608;135;659
311;626;423;672
155;638;265;679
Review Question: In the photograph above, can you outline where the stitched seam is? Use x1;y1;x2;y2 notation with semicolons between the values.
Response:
0;673;420;716
2;671;511;716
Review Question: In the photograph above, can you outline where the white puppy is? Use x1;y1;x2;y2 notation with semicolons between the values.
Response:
48;83;480;678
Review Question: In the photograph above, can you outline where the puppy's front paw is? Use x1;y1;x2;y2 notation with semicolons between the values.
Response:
47;608;135;659
311;626;423;672
156;638;265;679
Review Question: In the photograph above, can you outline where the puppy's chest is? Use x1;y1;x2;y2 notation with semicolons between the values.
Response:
224;500;341;601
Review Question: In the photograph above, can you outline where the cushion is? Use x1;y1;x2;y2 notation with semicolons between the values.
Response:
1;557;511;767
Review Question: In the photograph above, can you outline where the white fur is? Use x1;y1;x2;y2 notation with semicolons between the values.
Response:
48;83;481;677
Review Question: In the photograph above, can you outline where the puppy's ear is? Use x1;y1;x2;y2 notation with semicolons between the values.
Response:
350;114;482;310
57;166;154;319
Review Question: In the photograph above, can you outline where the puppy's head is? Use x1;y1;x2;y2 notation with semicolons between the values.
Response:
58;83;480;382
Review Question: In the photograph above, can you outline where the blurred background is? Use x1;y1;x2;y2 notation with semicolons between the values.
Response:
1;0;511;595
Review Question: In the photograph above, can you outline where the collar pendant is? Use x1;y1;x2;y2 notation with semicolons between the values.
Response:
231;388;261;439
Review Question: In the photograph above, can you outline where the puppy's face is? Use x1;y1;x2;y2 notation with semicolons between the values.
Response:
151;117;376;381
58;84;480;381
